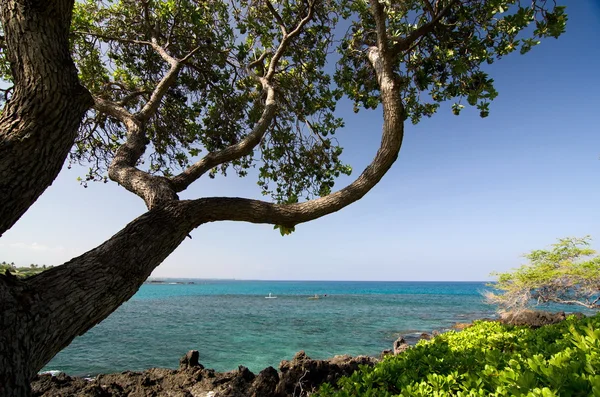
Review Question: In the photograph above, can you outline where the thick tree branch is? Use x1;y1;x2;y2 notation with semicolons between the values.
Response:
106;112;178;209
368;0;391;56
0;0;92;236
390;0;460;57
2;202;195;381
93;96;137;129
93;97;178;208
184;46;404;228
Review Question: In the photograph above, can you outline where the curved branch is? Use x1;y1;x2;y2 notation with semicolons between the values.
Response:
169;84;277;192
184;48;404;228
390;0;460;57
265;0;316;80
265;0;288;36
169;1;318;191
94;95;178;208
136;39;201;122
93;96;137;128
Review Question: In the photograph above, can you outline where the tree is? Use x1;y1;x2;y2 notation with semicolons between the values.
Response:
0;0;92;236
487;237;600;312
0;0;566;395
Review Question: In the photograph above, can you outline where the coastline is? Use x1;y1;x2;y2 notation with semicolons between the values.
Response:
32;310;577;396
44;280;495;376
32;322;469;397
33;350;379;397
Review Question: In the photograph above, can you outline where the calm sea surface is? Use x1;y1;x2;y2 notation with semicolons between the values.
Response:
43;280;495;377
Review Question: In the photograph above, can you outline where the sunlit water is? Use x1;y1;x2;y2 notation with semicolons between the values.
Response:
44;280;495;377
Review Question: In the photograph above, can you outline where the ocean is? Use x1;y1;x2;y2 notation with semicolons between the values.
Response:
43;280;495;377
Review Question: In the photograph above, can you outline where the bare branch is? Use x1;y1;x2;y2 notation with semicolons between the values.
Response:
93;96;137;129
137;41;201;122
169;2;319;191
265;0;316;80
547;298;599;309
265;0;288;36
169;83;277;192
71;31;152;47
248;50;271;72
390;0;461;57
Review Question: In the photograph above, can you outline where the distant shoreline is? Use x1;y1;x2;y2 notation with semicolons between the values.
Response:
144;280;197;285
145;278;491;283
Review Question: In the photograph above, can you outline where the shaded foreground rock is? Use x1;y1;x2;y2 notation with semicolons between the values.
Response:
31;350;378;397
276;351;377;396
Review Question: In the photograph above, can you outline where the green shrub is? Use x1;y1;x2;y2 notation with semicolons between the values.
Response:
316;314;600;396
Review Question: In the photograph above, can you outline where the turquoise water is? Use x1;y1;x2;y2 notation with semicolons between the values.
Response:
44;280;495;377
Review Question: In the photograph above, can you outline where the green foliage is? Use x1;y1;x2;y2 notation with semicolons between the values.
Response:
336;0;566;123
67;0;350;203
316;314;600;396
488;237;600;311
0;0;567;205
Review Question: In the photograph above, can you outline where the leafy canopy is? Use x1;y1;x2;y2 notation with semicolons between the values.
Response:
0;0;567;204
487;237;600;311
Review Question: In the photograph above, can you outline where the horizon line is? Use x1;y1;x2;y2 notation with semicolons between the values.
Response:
147;277;494;283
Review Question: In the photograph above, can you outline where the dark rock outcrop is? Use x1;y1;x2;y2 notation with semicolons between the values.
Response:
275;351;377;396
393;336;409;355
31;350;378;397
499;310;569;328
499;310;586;328
247;367;280;397
179;349;202;369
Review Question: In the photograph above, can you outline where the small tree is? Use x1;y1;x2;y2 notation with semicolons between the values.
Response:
487;237;600;312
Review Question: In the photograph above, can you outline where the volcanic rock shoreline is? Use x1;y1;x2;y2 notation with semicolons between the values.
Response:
32;350;377;397
31;310;574;397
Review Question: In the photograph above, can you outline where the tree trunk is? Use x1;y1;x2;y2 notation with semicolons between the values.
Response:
0;202;196;396
0;0;92;236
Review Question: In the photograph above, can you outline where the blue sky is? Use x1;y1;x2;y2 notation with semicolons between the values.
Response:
1;0;599;281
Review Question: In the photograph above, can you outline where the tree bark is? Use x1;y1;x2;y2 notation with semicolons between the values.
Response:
0;0;92;236
0;203;195;396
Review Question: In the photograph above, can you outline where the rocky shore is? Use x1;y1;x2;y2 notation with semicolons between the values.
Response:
32;350;377;397
31;310;574;397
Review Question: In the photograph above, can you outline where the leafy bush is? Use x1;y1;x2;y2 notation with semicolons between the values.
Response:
316;314;600;396
487;236;600;311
